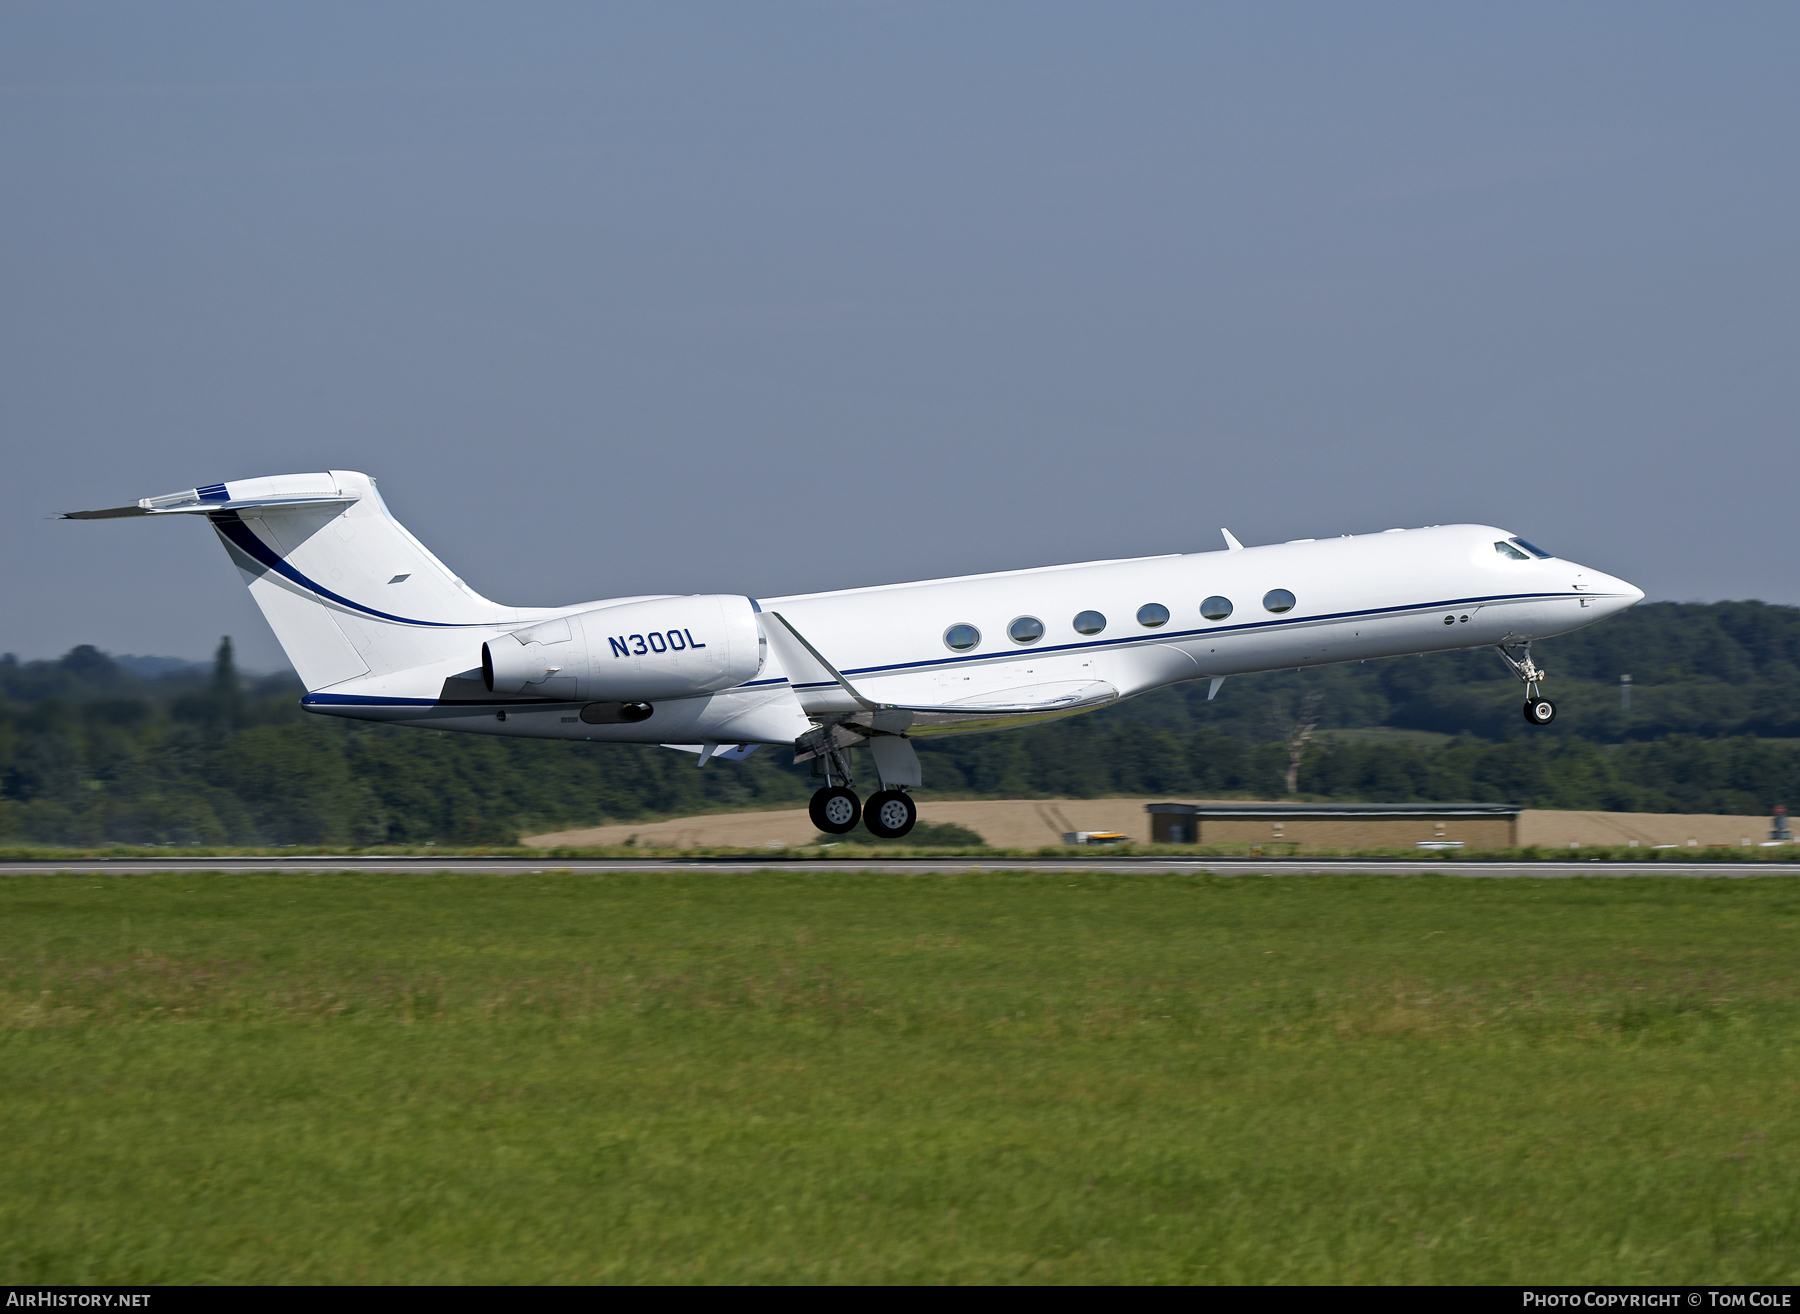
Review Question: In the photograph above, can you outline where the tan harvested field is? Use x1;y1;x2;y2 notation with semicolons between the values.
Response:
523;799;1783;850
1514;809;1777;848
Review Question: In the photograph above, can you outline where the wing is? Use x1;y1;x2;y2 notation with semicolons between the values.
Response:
762;611;1118;735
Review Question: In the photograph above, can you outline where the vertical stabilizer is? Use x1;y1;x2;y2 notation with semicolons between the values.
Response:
59;469;550;691
200;471;529;689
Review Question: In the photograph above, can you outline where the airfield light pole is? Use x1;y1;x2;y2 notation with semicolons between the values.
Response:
1620;673;1631;712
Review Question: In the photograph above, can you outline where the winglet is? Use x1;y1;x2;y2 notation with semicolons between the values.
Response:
1221;529;1244;552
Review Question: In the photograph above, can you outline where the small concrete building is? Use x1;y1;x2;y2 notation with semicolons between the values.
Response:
1146;801;1521;848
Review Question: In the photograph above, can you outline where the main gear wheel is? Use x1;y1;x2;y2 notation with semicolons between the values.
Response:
809;786;862;835
863;789;918;839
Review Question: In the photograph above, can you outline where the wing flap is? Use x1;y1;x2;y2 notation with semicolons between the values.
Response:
922;679;1118;713
864;677;1121;738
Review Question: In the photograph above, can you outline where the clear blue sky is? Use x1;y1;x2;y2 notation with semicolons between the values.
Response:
3;3;1795;669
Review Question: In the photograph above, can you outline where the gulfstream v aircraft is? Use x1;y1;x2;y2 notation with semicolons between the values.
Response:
66;471;1642;839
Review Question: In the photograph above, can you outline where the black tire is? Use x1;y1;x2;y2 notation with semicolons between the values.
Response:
863;789;918;839
1523;697;1556;726
810;786;862;835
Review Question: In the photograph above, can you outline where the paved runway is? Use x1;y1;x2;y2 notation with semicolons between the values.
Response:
4;856;1799;878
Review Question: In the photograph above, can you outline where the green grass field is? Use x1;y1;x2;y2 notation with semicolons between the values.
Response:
4;869;1800;1284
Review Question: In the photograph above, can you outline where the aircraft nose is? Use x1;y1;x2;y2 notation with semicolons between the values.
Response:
1604;573;1644;605
1585;570;1644;614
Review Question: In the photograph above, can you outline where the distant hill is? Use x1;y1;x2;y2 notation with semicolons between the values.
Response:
111;655;209;679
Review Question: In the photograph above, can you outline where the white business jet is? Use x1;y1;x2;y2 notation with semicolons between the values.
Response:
66;471;1642;839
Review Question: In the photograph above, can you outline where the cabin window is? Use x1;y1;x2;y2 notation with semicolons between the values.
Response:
1072;610;1107;635
1200;595;1233;621
1008;616;1045;645
1494;540;1530;560
1510;537;1554;559
1136;603;1170;628
1263;589;1296;614
943;623;981;651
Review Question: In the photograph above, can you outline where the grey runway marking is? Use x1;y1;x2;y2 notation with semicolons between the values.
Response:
3;857;1800;878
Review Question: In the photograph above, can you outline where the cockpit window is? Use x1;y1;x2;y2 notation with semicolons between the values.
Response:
1509;537;1553;559
1494;540;1530;561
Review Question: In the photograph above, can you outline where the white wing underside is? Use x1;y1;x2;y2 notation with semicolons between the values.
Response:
856;674;1118;717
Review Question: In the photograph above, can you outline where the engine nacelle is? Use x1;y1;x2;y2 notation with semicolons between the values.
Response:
481;594;764;702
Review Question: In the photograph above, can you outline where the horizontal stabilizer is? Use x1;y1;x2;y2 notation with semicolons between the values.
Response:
62;473;356;520
62;497;353;519
60;504;154;520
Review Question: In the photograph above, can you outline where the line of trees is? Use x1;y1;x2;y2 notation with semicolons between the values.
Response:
2;599;1796;846
0;642;811;846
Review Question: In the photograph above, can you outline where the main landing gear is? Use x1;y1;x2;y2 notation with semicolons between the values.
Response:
804;734;919;839
1498;641;1556;726
809;784;921;838
863;789;918;839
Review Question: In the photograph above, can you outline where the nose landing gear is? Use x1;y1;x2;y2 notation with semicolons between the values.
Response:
1498;642;1556;727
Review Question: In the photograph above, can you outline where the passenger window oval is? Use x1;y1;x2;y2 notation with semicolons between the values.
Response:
1072;610;1107;636
1136;603;1170;628
1200;596;1233;621
1007;616;1045;645
943;623;980;651
1263;589;1296;614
